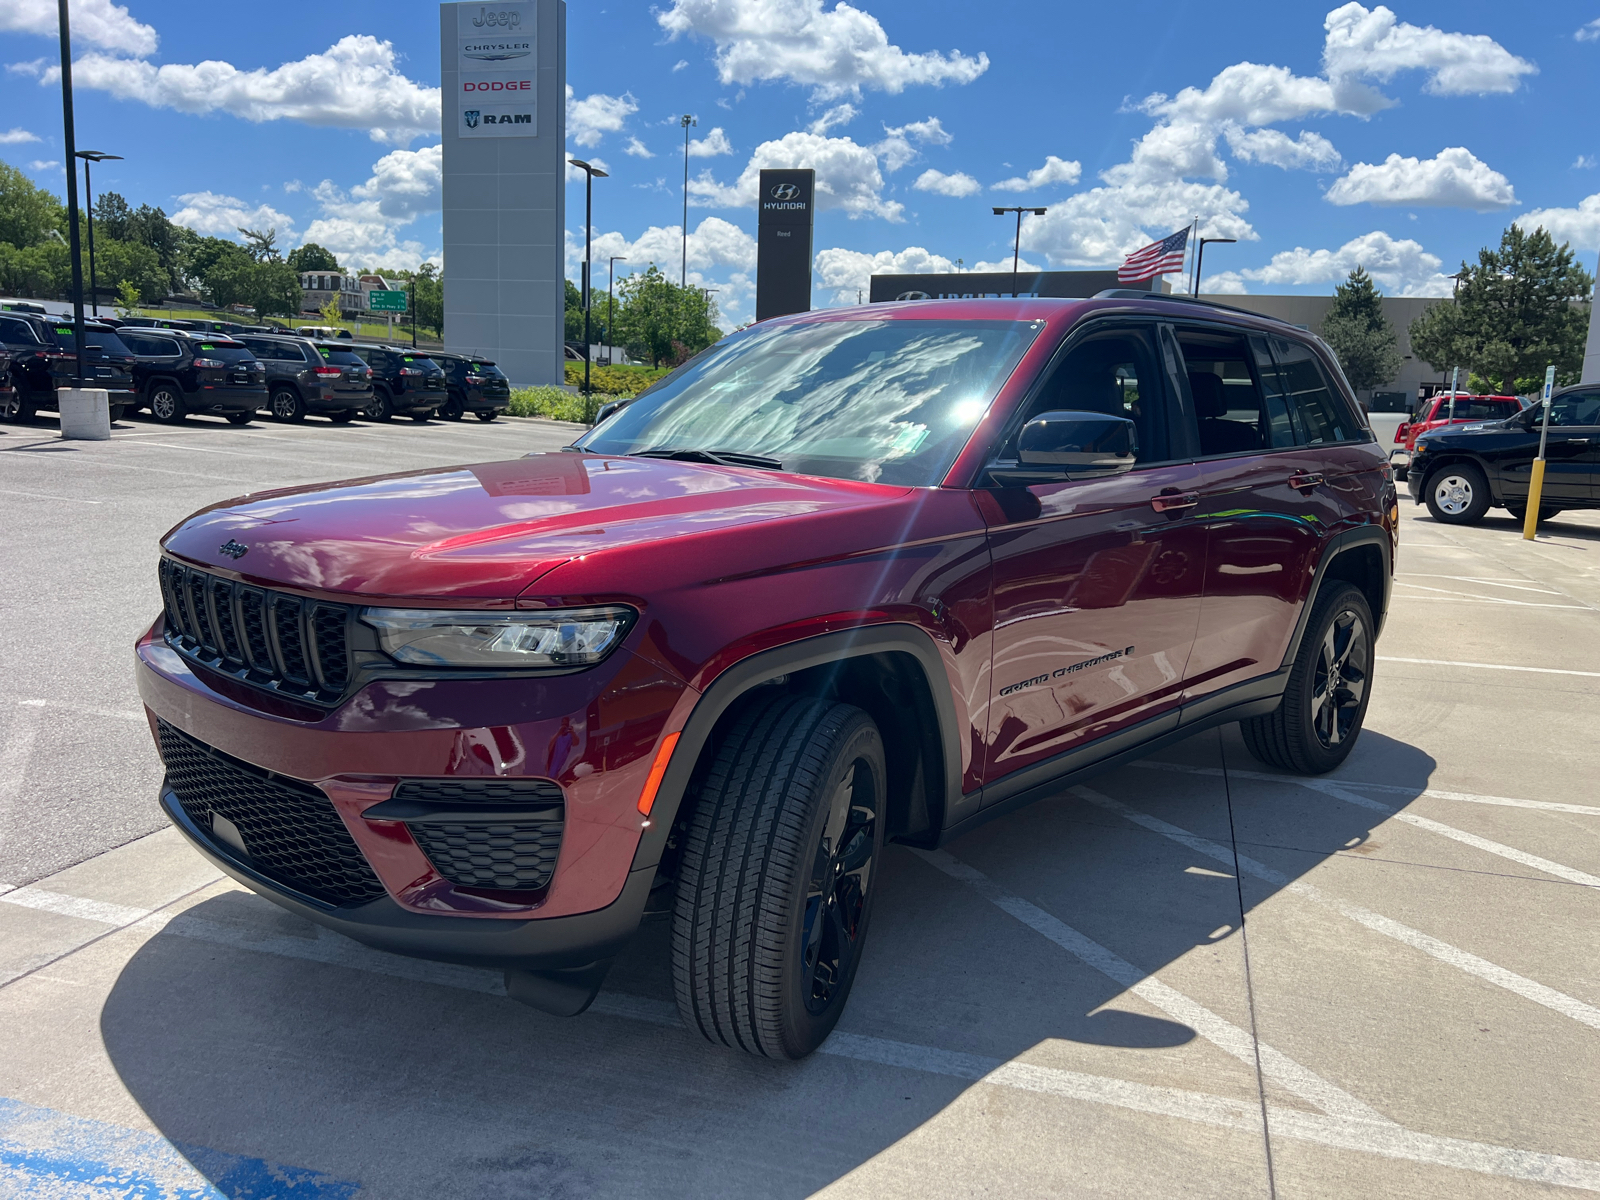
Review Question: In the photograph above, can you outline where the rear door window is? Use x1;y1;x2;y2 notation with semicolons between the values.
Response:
124;334;181;356
1266;336;1358;444
1175;328;1293;456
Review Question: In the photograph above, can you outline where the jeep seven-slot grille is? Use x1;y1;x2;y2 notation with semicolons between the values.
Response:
157;720;387;906
393;778;565;892
158;559;352;705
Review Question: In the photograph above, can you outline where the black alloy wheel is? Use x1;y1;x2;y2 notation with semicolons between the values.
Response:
225;411;254;426
672;694;885;1059
1;391;28;421
1241;582;1374;774
149;384;186;424
440;392;465;420
1423;463;1490;524
363;390;394;421
270;388;306;423
328;409;356;424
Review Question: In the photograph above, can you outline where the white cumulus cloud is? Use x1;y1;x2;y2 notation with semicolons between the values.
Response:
567;88;638;148
567;217;759;325
1223;126;1342;172
874;116;950;173
0;127;41;145
688;126;734;157
913;169;980;197
1321;3;1538;100
1241;229;1453;295
63;37;440;144
171;193;299;240
1579;19;1600;43
991;155;1083;192
1326;147;1515;209
1516;192;1600;251
656;0;989;99
27;160;60;173
1;0;158;57
814;245;954;304
1026;181;1255;267
690;129;902;220
625;137;654;158
808;103;858;134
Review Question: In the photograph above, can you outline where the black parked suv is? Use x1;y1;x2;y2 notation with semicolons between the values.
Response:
235;335;373;423
352;345;447;422
118;329;266;425
430;352;511;421
0;312;137;421
1409;384;1600;524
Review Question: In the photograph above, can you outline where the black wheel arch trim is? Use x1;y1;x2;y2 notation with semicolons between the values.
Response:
1280;525;1392;663
629;624;963;873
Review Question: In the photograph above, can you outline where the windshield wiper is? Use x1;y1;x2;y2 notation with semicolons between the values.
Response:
632;447;784;470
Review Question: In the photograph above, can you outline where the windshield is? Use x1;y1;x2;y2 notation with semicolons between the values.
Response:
576;317;1041;486
54;327;133;356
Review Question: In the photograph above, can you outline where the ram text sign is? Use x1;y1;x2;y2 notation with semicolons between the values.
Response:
457;3;536;137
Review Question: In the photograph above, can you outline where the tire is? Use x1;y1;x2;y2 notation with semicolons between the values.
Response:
1505;503;1560;522
1240;582;1375;775
2;391;31;422
328;409;356;424
1423;463;1491;524
672;694;886;1059
148;383;186;424
408;409;431;423
363;390;394;421
440;392;465;420
269;388;306;423
1393;467;1407;483
476;410;498;423
225;412;254;426
107;404;126;423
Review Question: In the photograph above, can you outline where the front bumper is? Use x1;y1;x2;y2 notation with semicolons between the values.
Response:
135;619;691;968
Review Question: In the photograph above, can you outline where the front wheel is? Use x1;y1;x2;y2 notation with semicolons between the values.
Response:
149;384;186;424
672;695;885;1059
225;411;254;426
1423;464;1491;524
476;410;498;423
408;409;431;423
328;409;356;424
1241;582;1374;775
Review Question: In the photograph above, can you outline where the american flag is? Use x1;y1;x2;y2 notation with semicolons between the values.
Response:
1118;228;1190;283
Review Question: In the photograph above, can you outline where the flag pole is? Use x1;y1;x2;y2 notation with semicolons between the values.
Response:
1188;216;1199;296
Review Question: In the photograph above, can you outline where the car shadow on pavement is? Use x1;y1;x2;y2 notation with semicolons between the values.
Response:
98;725;1437;1199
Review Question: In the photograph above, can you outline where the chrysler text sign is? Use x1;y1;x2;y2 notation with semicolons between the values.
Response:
457;2;536;138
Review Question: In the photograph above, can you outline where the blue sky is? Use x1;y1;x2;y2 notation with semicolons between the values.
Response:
2;0;1598;327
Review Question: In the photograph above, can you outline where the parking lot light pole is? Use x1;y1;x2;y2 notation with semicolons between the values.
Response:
1192;237;1236;296
607;256;626;366
680;116;697;287
992;206;1046;299
74;151;122;317
1523;364;1558;540
57;0;86;386
569;158;608;400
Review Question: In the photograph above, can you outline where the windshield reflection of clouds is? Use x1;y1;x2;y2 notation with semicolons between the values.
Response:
581;319;1039;486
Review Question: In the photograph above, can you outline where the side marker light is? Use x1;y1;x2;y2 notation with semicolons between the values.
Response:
636;731;681;816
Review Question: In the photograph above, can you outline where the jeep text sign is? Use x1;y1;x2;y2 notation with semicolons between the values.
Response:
756;169;815;322
456;2;536;138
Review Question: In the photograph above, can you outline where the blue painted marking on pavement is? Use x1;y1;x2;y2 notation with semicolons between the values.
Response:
0;1096;360;1199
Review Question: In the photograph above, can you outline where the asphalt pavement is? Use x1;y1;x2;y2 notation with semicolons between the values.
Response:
1;409;1597;1198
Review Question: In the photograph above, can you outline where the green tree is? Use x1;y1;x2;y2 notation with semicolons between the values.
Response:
1410;225;1595;392
611;265;719;366
1319;267;1401;392
93;191;133;241
412;262;442;334
115;278;142;318
562;277;609;346
286;242;339;273
237;226;281;262
0;159;64;249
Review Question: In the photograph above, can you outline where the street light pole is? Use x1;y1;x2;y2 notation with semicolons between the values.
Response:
569;158;608;400
74;151;123;317
991;206;1046;299
1191;237;1236;296
607;255;626;366
680;115;697;287
57;0;86;386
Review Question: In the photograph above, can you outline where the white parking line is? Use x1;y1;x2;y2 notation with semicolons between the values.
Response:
1391;584;1590;610
909;846;1392;1124
17;698;144;723
0;486;102;504
0;887;152;928
1396;574;1562;595
1074;786;1600;1035
1130;760;1600;816
1377;656;1600;679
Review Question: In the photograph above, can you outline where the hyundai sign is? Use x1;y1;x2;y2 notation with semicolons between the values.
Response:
756;169;814;322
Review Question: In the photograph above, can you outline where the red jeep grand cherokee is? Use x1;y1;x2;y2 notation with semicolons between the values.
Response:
137;295;1394;1058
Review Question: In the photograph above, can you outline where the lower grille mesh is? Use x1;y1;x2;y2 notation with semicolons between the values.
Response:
157;721;386;906
409;821;563;891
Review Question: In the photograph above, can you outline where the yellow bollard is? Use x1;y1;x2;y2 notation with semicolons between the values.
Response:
1522;459;1546;540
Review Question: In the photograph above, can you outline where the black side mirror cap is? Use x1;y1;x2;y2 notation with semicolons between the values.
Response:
986;410;1138;486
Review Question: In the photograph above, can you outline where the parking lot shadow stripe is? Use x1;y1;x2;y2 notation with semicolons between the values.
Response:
0;1096;360;1199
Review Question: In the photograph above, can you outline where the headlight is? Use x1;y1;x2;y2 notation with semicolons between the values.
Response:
361;606;635;667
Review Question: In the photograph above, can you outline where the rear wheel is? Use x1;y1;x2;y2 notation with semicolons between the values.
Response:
363;390;394;421
672;694;885;1059
269;388;305;423
149;384;186;424
328;409;356;424
1241;582;1374;775
476;410;498;423
408;409;431;423
225;411;254;426
107;404;126;423
1505;502;1561;522
1423;463;1491;524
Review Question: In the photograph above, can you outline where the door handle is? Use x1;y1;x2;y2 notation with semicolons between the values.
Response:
1288;472;1324;493
1151;490;1199;513
1566;438;1589;444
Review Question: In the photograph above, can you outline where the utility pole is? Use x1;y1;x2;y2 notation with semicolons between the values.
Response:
680;115;696;287
569;159;608;400
57;0;86;386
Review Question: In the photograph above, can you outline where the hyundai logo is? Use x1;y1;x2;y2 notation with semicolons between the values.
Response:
219;539;249;560
770;183;801;201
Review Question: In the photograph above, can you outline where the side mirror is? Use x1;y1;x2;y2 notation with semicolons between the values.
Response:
987;410;1137;486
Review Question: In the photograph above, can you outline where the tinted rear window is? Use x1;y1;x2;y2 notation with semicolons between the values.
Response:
55;327;133;356
401;356;441;370
317;348;367;366
194;342;256;363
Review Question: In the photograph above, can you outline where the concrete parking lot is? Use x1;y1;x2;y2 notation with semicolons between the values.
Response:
2;410;1597;1198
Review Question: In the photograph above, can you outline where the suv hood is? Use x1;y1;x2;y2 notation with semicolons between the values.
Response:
161;453;908;601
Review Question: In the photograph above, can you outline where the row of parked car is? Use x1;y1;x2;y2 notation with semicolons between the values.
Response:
0;311;511;426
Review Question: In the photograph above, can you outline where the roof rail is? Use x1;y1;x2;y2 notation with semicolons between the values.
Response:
1091;289;1301;328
